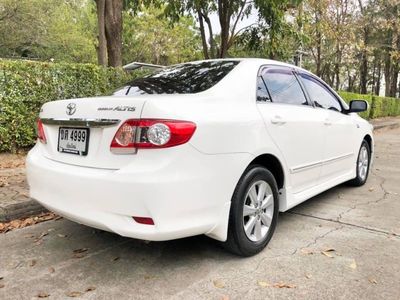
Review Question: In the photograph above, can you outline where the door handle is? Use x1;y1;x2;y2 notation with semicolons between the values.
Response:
271;116;286;125
324;119;332;126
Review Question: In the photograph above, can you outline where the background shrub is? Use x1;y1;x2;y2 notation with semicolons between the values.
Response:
338;92;400;119
0;59;134;152
369;96;400;119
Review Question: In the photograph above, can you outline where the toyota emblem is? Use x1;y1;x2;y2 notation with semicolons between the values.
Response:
66;103;76;116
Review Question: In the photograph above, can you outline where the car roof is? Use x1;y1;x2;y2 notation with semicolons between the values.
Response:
182;58;314;76
188;58;348;109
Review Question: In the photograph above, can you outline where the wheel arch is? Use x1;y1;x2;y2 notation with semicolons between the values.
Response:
206;152;287;242
363;134;373;153
248;153;285;190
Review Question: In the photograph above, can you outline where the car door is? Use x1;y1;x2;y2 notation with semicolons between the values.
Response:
256;66;327;194
298;73;356;182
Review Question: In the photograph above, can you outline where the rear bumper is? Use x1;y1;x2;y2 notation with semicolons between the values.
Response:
26;144;252;241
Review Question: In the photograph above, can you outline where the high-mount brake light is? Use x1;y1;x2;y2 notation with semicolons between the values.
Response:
110;119;196;154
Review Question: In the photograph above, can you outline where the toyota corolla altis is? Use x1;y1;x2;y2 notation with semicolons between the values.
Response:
27;59;373;256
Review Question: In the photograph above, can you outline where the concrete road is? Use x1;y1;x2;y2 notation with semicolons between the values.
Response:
1;127;399;300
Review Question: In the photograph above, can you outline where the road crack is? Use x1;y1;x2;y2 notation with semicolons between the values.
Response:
336;170;391;222
291;225;343;255
289;211;400;237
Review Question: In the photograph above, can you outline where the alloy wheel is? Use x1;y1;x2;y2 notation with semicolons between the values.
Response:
242;180;274;242
358;145;369;181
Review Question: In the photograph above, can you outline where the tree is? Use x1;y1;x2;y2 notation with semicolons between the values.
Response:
0;0;97;63
122;6;202;65
165;0;257;58
165;0;301;59
95;0;107;65
95;0;123;67
357;0;369;94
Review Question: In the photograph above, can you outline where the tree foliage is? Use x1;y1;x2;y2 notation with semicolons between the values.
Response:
123;6;202;65
0;0;97;63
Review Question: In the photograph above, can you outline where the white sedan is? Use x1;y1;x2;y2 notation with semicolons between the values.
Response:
27;59;373;256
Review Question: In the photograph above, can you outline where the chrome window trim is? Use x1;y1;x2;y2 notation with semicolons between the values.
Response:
40;118;120;128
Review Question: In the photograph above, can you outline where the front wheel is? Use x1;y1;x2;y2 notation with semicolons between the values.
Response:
348;140;371;186
223;165;279;257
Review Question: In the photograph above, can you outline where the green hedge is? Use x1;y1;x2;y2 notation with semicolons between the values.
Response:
339;91;400;119
369;95;400;119
0;59;133;152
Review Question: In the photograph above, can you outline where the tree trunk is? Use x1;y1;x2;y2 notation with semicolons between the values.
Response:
218;0;230;58
389;63;399;97
384;52;391;97
359;29;368;94
389;32;400;97
104;0;123;67
384;30;393;96
202;13;216;58
315;8;322;77
371;55;376;94
358;0;368;94
376;61;381;96
95;0;107;66
335;44;341;90
359;51;368;94
197;10;209;59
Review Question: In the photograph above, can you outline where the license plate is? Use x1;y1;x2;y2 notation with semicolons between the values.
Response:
58;127;90;156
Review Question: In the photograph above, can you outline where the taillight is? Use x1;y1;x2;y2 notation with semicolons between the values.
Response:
110;119;196;153
36;119;47;144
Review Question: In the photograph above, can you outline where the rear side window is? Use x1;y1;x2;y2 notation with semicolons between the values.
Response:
300;74;342;112
114;61;240;96
258;68;308;106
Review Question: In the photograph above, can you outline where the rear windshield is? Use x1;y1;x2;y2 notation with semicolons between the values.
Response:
113;60;240;96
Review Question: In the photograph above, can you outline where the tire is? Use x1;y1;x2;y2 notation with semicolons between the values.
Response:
347;140;371;186
223;165;279;257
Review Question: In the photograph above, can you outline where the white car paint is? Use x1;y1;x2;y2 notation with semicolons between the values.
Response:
26;58;374;242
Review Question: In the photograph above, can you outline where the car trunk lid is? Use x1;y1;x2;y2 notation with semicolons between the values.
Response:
38;97;145;169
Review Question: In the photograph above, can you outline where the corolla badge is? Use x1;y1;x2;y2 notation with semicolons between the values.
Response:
66;103;76;116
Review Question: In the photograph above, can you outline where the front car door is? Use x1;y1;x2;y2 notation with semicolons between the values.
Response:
256;66;327;195
298;73;356;183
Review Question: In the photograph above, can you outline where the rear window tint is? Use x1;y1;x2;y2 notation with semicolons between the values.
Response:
114;60;240;96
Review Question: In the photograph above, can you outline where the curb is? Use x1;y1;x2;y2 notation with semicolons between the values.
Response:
0;199;47;223
373;122;400;131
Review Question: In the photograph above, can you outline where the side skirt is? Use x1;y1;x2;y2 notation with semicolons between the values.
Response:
279;170;355;212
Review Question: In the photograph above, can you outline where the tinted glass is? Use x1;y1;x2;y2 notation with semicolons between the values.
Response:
261;68;307;106
256;76;271;102
300;74;342;112
114;61;240;95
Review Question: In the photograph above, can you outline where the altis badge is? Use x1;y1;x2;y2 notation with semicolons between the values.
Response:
97;106;136;112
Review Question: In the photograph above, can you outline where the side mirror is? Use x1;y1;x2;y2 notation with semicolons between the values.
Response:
348;100;368;113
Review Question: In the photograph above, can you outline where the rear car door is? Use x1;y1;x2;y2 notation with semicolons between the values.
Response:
256;66;326;194
298;73;356;182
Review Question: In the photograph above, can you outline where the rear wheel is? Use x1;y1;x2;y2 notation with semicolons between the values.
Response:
223;165;279;257
348;140;371;186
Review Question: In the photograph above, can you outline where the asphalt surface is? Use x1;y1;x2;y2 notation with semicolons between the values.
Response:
0;127;399;300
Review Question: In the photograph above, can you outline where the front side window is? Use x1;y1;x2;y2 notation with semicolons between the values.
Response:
114;60;240;96
300;74;342;112
258;67;308;106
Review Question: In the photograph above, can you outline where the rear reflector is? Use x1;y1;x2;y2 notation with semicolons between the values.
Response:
36;119;47;144
133;216;155;225
110;119;196;153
